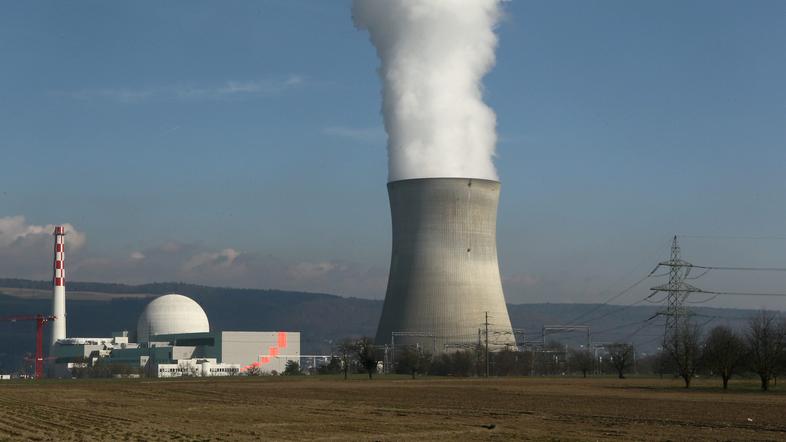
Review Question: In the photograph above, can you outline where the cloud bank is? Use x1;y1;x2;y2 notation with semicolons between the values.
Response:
0;216;385;297
0;216;86;280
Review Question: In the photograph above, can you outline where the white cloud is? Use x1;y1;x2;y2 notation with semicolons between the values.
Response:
182;248;240;272
91;242;385;297
64;75;305;103
289;261;345;280
284;75;305;87
0;216;87;280
66;88;154;103
0;216;85;249
323;126;387;143
0;215;385;297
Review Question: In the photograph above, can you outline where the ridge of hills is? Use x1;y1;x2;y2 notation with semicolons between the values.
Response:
0;278;758;372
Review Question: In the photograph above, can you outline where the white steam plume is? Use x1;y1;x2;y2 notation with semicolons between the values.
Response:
352;0;502;182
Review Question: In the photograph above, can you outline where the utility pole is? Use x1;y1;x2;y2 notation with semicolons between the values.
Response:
485;312;489;377
477;328;482;375
651;236;701;346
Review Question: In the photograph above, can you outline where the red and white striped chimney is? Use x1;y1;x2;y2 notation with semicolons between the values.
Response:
51;226;66;345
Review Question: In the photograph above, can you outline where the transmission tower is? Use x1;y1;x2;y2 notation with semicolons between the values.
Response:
650;236;702;345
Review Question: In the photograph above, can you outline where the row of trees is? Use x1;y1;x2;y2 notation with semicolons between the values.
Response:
70;359;144;378
318;311;786;391
562;310;786;391
320;338;636;379
654;310;786;390
246;360;304;376
313;337;379;379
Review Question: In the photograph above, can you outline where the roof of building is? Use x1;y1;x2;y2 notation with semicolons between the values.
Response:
136;294;210;343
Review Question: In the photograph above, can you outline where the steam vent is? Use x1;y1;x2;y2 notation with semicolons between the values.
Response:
375;177;516;351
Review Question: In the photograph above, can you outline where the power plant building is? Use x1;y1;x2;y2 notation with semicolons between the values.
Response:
136;294;210;342
375;178;516;351
51;294;300;378
46;229;301;378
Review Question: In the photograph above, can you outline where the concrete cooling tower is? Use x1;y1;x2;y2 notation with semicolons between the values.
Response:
375;178;516;352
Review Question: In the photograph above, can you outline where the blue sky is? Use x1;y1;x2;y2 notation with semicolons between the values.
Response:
1;1;784;309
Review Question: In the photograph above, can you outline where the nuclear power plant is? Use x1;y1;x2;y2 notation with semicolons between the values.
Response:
4;0;518;379
42;226;301;378
375;178;516;351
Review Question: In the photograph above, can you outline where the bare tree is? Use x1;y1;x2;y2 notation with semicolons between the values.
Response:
664;322;702;388
746;310;786;391
568;348;594;378
533;342;565;376
607;343;634;379
177;361;200;378
284;360;302;376
396;346;431;379
493;348;528;376
653;350;674;379
353;337;377;380
245;364;263;376
702;325;746;390
318;356;343;375
337;339;355;380
429;350;475;377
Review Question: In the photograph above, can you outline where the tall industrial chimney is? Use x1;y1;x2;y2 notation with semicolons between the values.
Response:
375;178;516;351
51;225;66;345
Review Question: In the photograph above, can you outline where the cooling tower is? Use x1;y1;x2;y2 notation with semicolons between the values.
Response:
375;178;516;351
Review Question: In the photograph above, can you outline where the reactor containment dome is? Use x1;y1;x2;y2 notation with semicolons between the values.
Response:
137;294;210;342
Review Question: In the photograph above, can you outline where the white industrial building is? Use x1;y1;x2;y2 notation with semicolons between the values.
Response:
155;358;239;378
52;293;300;378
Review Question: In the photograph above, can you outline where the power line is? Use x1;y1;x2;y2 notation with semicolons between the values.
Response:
685;268;711;280
701;290;786;297
644;295;668;304
563;240;672;326
564;274;652;325
623;318;659;341
685;294;719;304
679;234;786;241
593;319;653;336
690;313;749;321
580;292;655;324
685;264;786;272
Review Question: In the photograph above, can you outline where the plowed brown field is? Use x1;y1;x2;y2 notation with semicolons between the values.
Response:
1;376;785;441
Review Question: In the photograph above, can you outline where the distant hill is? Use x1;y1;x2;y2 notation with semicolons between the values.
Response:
0;278;758;373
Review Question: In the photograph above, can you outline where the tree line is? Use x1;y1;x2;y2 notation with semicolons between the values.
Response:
650;309;786;391
320;310;786;391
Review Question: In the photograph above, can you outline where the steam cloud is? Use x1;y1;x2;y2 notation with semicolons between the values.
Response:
352;0;502;182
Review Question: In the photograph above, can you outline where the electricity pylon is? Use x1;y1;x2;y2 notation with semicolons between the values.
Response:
650;236;702;345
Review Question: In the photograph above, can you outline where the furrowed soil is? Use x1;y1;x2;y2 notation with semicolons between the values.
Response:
1;376;785;441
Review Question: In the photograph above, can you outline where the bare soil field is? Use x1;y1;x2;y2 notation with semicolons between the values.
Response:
1;376;785;441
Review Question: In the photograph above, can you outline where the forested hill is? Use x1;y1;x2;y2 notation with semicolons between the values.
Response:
0;278;345;301
0;278;758;373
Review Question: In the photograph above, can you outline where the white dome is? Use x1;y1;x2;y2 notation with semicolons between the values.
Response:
136;294;210;342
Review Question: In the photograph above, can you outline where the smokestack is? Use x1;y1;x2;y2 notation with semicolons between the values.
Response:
375;178;515;351
51;226;66;345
